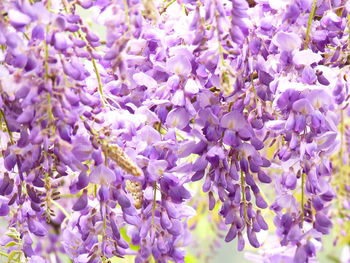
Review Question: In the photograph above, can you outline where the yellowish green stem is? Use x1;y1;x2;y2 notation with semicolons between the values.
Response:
301;173;306;228
92;58;106;108
61;0;69;12
339;109;344;170
44;25;50;81
250;73;258;106
152;182;157;226
47;93;55;120
23;32;30;40
347;14;350;48
0;109;14;145
240;170;248;225
51;200;71;219
304;0;317;49
60;192;82;198
94;184;97;198
77;30;106;107
161;0;177;14
123;0;131;32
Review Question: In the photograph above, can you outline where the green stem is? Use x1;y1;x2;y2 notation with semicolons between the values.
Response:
77;30;106;108
91;58;106;108
339;109;344;169
47;93;55;121
60;193;82;198
304;0;317;49
152;182;157;226
0;109;14;144
123;0;131;32
0;251;8;257
102;203;107;251
44;25;50;81
214;10;226;67
337;109;345;212
51;200;71;219
240;170;248;225
61;0;69;12
23;32;30;40
161;0;177;13
94;184;97;198
347;14;350;48
250;73;258;106
301;173;306;228
58;1;106;108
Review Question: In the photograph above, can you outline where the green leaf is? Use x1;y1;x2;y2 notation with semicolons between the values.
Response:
5;241;18;248
6;234;18;240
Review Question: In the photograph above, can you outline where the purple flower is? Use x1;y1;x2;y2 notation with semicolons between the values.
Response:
147;159;168;181
72;190;88;211
8;9;31;29
28;218;47;237
272;31;301;52
89;165;115;185
166;55;192;76
221;111;247;131
165;108;190;129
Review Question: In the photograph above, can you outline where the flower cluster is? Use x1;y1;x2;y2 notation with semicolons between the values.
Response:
0;0;349;263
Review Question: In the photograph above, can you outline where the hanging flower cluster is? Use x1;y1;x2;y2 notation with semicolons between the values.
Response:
0;0;349;262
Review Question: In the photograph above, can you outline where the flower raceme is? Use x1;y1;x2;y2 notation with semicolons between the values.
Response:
0;0;349;263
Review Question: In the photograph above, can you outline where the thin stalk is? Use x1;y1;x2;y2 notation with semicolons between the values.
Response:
250;73;258;106
61;0;69;12
60;192;82;198
123;0;131;32
337;109;345;213
47;93;54;120
339;109;344;172
0;251;8;257
164;0;176;9
102;203;107;256
301;173;306;228
160;0;177;14
77;30;106;107
240;170;248;225
347;14;350;47
94;184;97;197
51;200;71;219
58;0;106;108
304;0;317;49
152;182;157;226
0;109;14;144
91;58;106;108
23;32;30;40
44;25;50;81
214;9;226;67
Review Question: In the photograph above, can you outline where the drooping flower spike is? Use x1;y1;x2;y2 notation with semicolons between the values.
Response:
0;0;349;262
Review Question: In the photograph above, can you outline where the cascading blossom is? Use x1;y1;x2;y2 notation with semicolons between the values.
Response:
0;0;349;262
